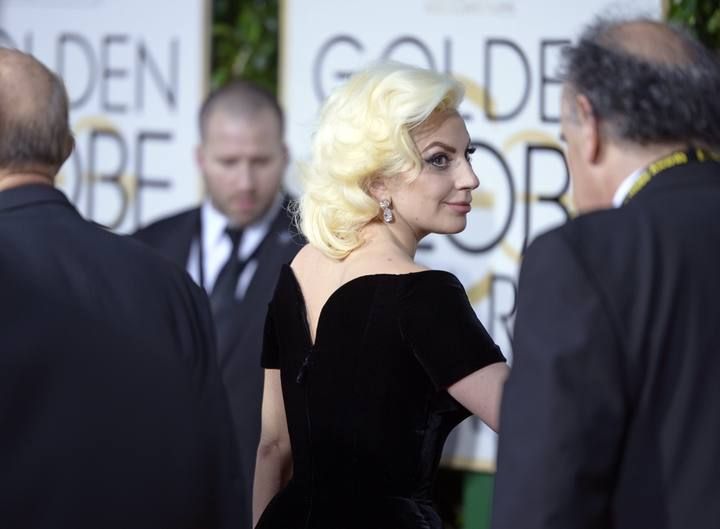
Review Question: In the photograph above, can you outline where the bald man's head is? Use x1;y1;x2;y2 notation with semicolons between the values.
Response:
0;48;74;175
198;79;284;140
561;17;720;148
596;20;700;67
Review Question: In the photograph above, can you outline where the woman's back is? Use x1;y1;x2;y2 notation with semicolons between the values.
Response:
288;239;425;344
257;245;504;529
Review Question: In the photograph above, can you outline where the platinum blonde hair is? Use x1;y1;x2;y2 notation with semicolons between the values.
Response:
297;61;464;259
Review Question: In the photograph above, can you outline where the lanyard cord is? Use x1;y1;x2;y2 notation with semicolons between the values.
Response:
623;148;720;205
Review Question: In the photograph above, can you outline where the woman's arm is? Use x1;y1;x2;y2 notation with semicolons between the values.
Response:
252;369;293;527
448;362;509;432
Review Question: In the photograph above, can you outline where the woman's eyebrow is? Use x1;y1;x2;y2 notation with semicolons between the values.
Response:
421;141;456;154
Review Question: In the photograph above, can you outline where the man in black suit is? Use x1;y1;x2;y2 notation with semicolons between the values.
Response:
135;80;301;527
492;18;720;529
0;48;240;528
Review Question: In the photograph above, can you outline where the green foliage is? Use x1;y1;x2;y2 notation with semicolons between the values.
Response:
211;0;279;93
668;0;720;50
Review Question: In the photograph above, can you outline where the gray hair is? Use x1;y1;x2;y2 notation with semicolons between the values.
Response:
561;17;720;149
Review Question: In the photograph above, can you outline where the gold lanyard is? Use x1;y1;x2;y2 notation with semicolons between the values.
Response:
623;148;720;205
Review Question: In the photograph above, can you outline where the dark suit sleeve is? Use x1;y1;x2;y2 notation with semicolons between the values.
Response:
492;230;628;529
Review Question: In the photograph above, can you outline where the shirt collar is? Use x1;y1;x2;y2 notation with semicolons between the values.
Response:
200;193;284;258
0;183;73;212
612;166;644;208
200;199;229;250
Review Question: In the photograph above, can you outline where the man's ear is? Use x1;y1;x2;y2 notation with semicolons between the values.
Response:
575;94;601;165
281;143;290;168
64;134;75;160
195;144;205;170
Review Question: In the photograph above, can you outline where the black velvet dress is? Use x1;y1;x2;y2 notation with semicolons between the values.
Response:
257;264;505;529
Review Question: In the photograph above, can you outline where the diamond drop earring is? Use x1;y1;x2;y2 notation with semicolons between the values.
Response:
379;198;393;223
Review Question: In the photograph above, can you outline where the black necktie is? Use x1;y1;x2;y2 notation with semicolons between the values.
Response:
210;227;244;317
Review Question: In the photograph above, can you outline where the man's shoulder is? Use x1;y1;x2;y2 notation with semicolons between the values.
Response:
46;214;200;299
529;207;634;254
99;226;191;279
116;233;210;317
134;206;200;244
522;207;644;285
265;195;304;252
521;207;651;304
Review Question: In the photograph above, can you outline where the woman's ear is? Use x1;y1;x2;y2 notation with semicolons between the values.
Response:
367;177;389;202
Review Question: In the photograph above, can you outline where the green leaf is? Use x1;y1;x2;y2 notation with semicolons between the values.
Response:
667;0;720;50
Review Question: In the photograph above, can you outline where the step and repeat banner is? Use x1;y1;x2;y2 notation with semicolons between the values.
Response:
0;0;210;233
280;0;662;471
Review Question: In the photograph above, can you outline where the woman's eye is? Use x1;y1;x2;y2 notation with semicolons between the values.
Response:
427;153;450;168
465;146;476;162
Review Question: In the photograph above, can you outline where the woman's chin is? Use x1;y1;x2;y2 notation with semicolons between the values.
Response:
438;219;468;235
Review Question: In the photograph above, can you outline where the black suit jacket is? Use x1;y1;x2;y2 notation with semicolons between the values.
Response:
134;196;302;527
492;160;720;529
0;184;240;529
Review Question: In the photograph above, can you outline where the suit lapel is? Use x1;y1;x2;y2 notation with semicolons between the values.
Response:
168;210;199;268
216;200;300;364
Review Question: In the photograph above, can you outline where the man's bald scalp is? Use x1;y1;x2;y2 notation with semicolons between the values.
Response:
0;48;74;172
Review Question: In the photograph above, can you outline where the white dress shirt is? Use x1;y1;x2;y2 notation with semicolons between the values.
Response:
612;167;644;208
186;194;284;298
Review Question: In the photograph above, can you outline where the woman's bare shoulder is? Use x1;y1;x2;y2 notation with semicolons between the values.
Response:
291;242;431;282
291;244;324;266
290;244;336;280
384;261;429;275
350;248;428;276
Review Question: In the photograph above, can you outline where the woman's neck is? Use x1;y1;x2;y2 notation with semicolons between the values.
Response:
359;221;421;260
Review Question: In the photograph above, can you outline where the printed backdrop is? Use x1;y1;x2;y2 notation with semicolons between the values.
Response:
0;0;209;233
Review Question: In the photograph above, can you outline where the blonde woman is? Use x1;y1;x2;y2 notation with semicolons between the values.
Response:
253;62;509;529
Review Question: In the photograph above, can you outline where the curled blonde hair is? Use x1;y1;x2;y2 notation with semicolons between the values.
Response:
297;61;464;259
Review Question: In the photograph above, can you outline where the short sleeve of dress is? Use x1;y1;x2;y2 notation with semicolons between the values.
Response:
399;272;505;389
260;302;280;369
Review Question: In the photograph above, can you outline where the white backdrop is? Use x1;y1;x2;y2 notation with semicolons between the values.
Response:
0;0;210;232
280;0;663;471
